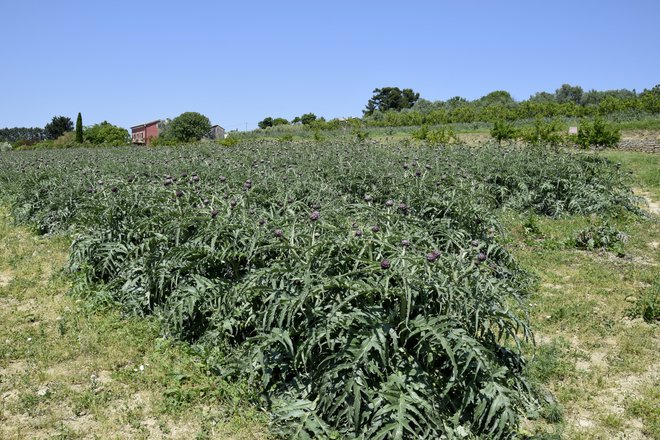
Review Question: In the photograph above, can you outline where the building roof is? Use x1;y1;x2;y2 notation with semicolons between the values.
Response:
130;119;161;129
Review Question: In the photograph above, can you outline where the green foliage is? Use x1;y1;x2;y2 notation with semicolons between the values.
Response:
258;117;273;129
518;119;564;147
272;117;289;126
627;278;659;323
490;120;517;145
259;117;290;130
364;87;420;115
0;127;46;143
217;135;239;147
476;91;516;107
84;121;129;146
411;125;459;145
0;141;12;152
165;112;212;142
300;113;317;125
362;83;659;129
75;112;83;143
0;142;641;439
555;84;584;105
575;117;621;149
574;223;628;254
45;116;73;140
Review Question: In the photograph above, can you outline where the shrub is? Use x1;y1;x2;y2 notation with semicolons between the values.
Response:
627;279;658;323
85;122;129;146
574;223;628;254
490;120;517;145
519;119;565;147
218;136;239;147
52;131;78;148
575;117;621;149
0;141;12;152
412;125;459;145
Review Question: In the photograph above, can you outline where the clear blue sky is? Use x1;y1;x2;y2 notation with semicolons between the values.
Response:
1;0;658;131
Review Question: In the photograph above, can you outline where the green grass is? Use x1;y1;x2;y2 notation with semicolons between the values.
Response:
505;205;659;438
0;208;268;439
601;150;660;200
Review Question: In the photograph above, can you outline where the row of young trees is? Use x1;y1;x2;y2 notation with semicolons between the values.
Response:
255;84;660;131
363;84;660;127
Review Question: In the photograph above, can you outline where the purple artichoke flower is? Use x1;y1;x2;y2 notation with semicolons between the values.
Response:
403;163;410;170
192;175;200;183
164;178;173;186
364;194;373;202
401;239;411;248
380;259;391;270
426;250;441;262
230;199;237;208
211;209;218;219
477;252;488;263
385;199;394;207
398;203;408;213
175;190;184;198
274;228;284;238
355;229;363;237
471;239;480;247
258;218;266;226
415;170;422;177
310;210;320;221
244;179;252;190
219;176;226;182
111;187;118;193
371;225;380;233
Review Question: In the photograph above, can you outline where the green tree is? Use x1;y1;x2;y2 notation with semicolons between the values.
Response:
364;87;420;115
258;117;274;129
528;91;556;103
555;84;584;105
166;112;212;142
476;90;516;107
272;117;289;126
75;112;83;143
44;116;73;140
576;117;621;149
639;84;660;113
490;120;517;145
300;113;317;125
84;121;129;145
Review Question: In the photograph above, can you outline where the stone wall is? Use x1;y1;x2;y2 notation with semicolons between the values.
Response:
614;131;660;153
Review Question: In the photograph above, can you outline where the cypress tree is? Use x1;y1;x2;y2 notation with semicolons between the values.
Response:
75;112;83;143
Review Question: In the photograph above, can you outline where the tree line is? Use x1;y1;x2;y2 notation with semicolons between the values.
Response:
256;84;660;130
1;111;218;149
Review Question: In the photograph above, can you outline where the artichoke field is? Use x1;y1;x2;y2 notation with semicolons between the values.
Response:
0;141;637;439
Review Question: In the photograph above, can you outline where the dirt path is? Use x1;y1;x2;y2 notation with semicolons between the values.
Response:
635;188;660;215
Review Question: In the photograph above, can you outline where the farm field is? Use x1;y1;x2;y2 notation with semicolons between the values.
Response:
0;140;658;439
